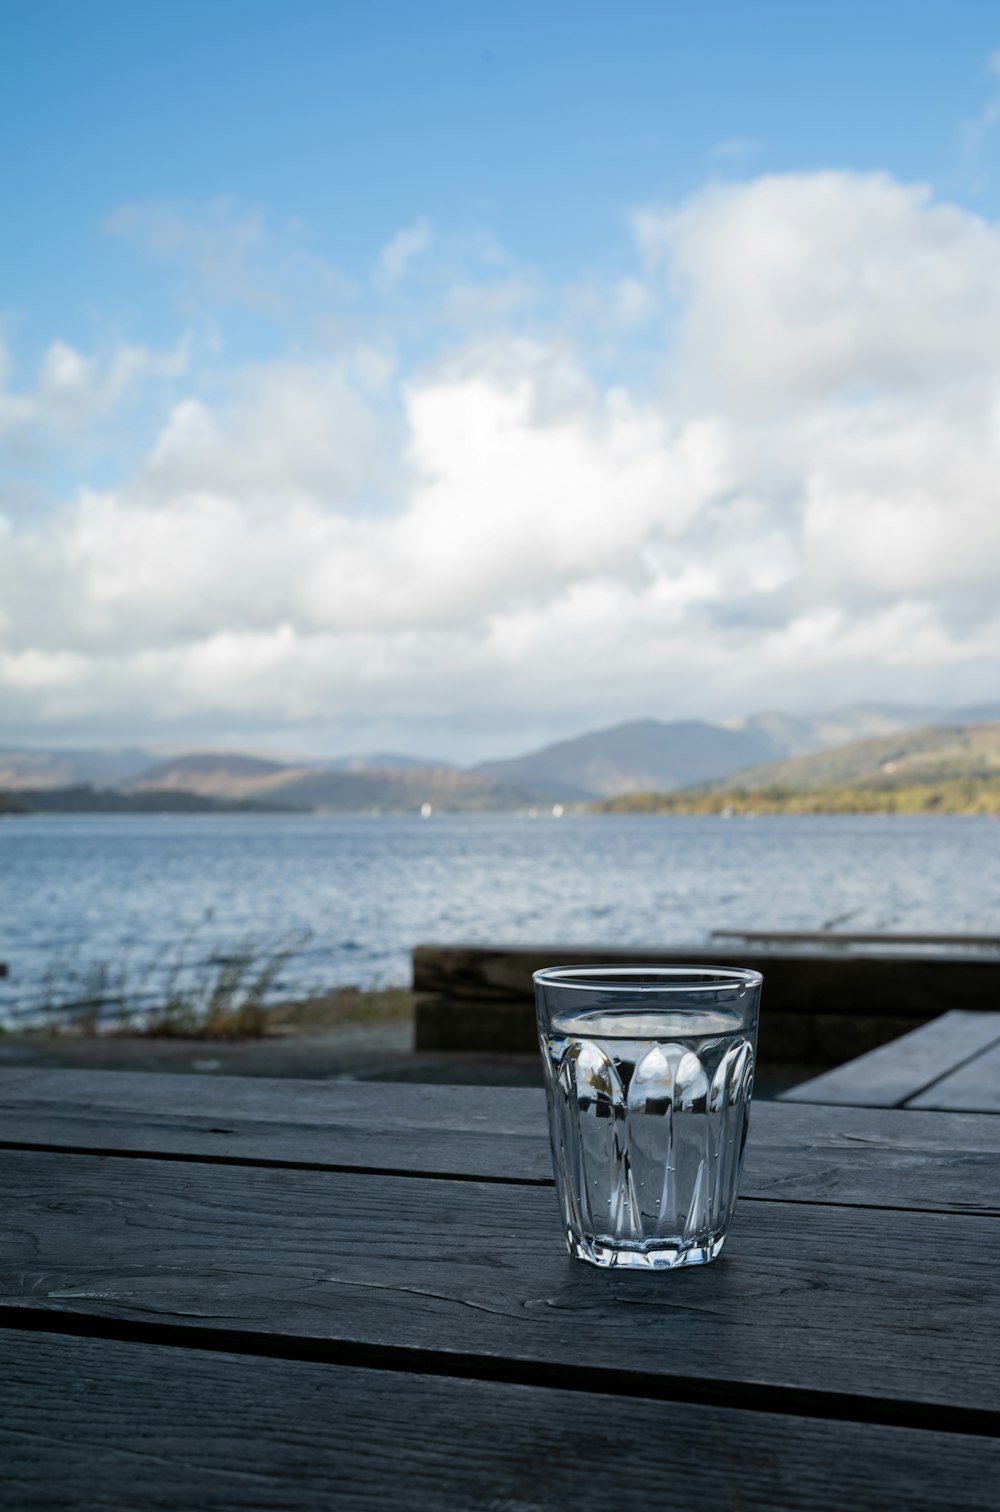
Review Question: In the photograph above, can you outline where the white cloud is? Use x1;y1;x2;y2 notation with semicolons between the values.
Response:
798;392;1000;601
142;358;386;501
0;332;189;450
612;276;658;327
709;138;760;161
445;274;536;328
3;170;1000;752
106;198;355;321
960;48;1000;169
635;171;1000;410
376;216;432;286
373;219;537;332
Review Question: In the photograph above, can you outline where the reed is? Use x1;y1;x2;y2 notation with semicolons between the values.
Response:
27;930;313;1039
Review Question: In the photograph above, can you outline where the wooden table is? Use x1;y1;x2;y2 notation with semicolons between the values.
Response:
781;1010;1000;1111
2;1068;999;1510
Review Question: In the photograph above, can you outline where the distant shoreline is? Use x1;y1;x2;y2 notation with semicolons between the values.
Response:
595;780;1000;817
0;784;289;817
3;792;999;819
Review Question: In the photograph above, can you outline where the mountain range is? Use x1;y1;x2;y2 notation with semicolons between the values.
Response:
2;701;998;812
596;721;1000;815
705;720;1000;793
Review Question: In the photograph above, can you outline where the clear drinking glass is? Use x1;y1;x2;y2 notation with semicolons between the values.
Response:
534;965;762;1270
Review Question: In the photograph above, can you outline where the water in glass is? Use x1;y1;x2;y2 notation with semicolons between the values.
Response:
542;1006;754;1269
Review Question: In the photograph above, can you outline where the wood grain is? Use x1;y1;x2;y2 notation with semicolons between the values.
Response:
414;993;933;1062
411;941;1000;1059
6;1329;998;1512
710;929;1000;948
1;1149;998;1426
3;1071;1000;1214
412;942;1000;1014
0;1068;546;1133
781;1011;1000;1109
909;1041;1000;1113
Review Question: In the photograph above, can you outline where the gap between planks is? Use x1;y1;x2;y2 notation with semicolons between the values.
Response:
3;1306;999;1444
2;1136;998;1218
902;1030;1000;1108
0;1136;551;1187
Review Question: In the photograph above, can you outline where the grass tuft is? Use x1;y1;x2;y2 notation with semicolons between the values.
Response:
22;930;315;1039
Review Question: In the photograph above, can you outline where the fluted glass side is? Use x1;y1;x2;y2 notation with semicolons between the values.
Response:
535;966;761;1270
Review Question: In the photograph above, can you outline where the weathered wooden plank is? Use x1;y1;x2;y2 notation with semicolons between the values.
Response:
0;1067;544;1134
1;1149;998;1425
745;1100;1000;1214
412;942;1000;1015
415;993;933;1062
3;1071;1000;1214
412;944;1000;1060
908;1041;1000;1113
0;1070;553;1180
780;1012;1000;1109
415;991;538;1050
0;1101;553;1183
711;929;1000;949
5;1330;996;1512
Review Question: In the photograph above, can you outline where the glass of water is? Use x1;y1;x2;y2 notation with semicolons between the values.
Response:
534;965;762;1270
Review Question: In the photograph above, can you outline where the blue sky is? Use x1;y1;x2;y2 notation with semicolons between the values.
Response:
5;1;1000;353
2;3;1000;758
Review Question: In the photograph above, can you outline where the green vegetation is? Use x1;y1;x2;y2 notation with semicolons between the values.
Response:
595;722;1000;816
13;924;415;1041
0;784;289;814
702;722;1000;794
27;932;313;1038
597;776;1000;816
268;984;415;1033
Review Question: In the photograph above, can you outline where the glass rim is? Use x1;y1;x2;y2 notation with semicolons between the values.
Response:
532;963;762;993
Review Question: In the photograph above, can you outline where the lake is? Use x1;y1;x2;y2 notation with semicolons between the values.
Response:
1;811;998;1024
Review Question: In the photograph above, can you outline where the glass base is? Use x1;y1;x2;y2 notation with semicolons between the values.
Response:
567;1230;728;1270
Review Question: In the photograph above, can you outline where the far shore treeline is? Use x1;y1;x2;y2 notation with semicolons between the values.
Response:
0;786;290;816
4;775;1000;816
2;716;999;817
595;778;1000;817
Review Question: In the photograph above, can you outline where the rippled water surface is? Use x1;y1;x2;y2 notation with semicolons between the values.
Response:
1;812;998;1021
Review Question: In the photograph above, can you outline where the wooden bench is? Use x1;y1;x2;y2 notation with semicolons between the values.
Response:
413;942;1000;1071
711;929;1000;950
780;1010;1000;1112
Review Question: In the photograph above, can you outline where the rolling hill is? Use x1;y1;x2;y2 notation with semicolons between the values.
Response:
4;703;997;812
0;746;156;791
474;719;779;798
126;753;314;801
733;703;941;758
124;753;524;811
254;766;536;812
597;723;1000;814
710;722;1000;792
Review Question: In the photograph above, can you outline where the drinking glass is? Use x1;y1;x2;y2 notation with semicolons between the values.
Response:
534;964;762;1270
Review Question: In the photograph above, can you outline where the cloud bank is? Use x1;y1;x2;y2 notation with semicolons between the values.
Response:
2;171;999;759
